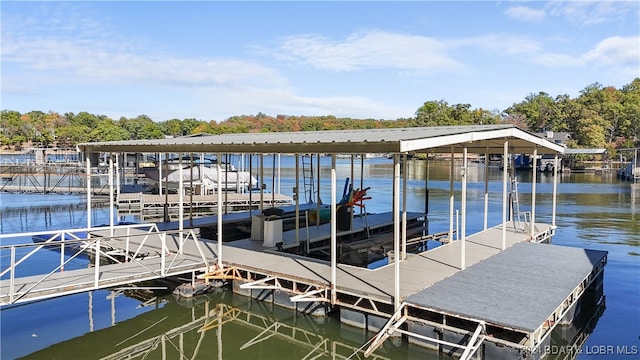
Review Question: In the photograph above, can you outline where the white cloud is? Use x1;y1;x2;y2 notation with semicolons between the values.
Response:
2;33;288;89
529;35;640;76
545;0;639;26
582;36;640;66
269;30;466;75
459;34;543;56
505;6;546;22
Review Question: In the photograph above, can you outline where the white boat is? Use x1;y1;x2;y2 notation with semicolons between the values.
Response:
162;165;258;193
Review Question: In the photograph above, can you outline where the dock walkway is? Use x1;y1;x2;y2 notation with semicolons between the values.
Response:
0;228;215;305
117;192;294;219
210;220;553;305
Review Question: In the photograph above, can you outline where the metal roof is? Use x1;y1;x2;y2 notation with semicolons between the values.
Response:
564;148;607;155
77;124;565;155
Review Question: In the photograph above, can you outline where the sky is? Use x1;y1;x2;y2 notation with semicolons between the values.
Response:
1;1;639;123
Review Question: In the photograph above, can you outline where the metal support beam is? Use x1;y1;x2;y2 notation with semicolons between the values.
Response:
502;141;508;250
461;146;467;270
109;153;115;237
86;151;92;229
484;146;489;230
179;154;184;246
217;152;223;269
239;276;279;290
449;146;455;244
331;154;337;305
393;154;401;314
295;153;300;245
402;153;407;260
531;147;538;238
552;155;558;227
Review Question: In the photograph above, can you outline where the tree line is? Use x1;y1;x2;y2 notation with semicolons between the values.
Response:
1;78;638;153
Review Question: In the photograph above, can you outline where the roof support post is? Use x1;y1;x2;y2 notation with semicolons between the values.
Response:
351;155;355;225
552;155;558;227
108;153;114;237
449;146;455;243
115;153;120;201
317;153;321;204
217;152;223;269
425;155;429;218
179;154;184;245
158;153;162;195
402;153;407;260
260;154;264;213
330;154;337;305
360;155;365;216
502;141;509;250
461;146;467;270
86;151;92;229
248;154;253;218
295;154;300;244
484;146;489;230
393;154;401;314
531;147;538;239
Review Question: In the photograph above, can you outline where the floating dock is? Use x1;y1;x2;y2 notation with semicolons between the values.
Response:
116;192;294;219
1;125;608;359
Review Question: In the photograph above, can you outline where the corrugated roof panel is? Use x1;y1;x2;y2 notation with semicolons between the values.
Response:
564;148;607;155
76;125;564;155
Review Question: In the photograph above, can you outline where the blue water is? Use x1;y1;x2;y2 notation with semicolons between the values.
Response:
1;158;639;359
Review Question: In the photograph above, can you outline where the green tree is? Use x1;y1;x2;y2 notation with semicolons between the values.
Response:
71;112;100;129
414;100;452;126
90;119;130;141
119;115;163;139
505;92;556;132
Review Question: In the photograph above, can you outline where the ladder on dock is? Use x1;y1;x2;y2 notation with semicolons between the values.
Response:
510;177;530;232
302;155;318;203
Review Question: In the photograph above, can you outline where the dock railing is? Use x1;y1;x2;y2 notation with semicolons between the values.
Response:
0;224;211;305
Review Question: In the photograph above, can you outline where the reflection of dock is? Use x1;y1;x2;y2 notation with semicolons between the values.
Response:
22;289;401;360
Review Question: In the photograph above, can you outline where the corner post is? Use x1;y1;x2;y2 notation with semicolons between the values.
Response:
217;152;223;269
461;146;467;270
531;147;538;239
502;141;508;250
393;154;401;315
331;154;337;305
552;154;559;228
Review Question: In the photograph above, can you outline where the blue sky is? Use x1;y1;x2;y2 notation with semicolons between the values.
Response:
2;1;639;122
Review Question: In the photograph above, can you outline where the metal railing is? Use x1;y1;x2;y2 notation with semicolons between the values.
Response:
0;224;211;305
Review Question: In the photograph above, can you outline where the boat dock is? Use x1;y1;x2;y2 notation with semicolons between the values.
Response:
116;192;294;220
0;125;608;359
0;215;604;358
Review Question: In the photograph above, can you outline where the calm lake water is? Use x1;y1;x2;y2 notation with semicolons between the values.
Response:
1;157;638;359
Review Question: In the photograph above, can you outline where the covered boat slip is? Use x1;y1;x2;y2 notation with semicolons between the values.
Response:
4;124;599;357
72;125;578;356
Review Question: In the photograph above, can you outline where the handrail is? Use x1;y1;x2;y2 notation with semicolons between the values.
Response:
0;225;211;306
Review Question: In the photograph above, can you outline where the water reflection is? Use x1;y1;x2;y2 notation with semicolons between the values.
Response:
18;289;407;360
16;286;607;360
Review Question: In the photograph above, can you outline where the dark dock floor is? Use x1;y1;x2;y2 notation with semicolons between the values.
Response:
406;241;607;333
